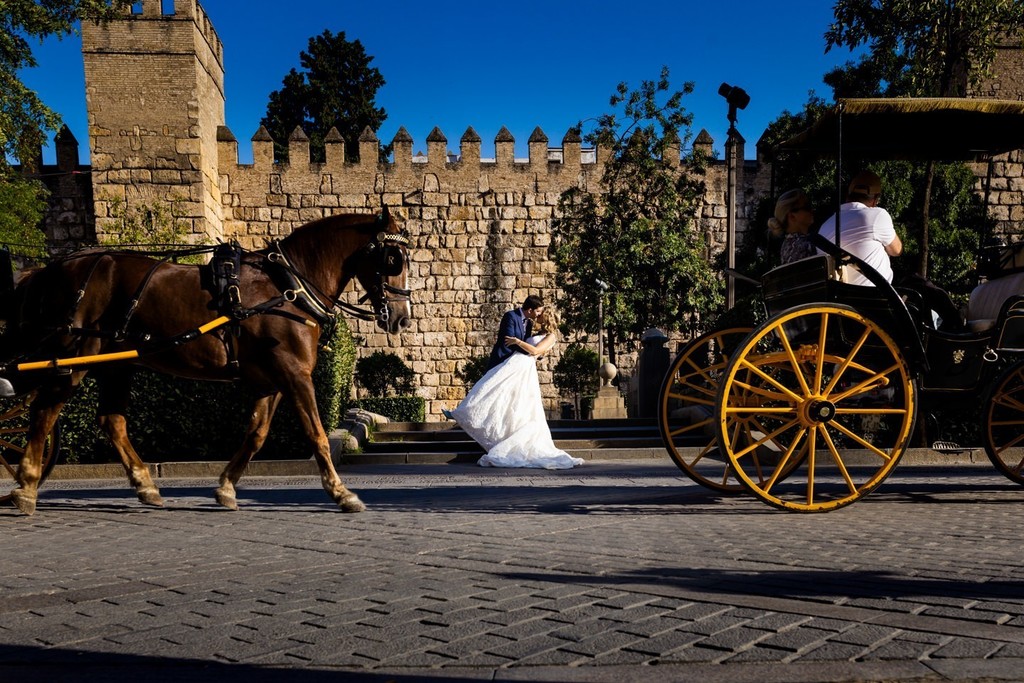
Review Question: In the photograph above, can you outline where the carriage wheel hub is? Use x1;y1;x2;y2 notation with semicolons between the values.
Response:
806;399;836;423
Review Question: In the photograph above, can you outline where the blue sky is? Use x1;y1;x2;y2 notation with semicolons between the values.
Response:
20;0;864;164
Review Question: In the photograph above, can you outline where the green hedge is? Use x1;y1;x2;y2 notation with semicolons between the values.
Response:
57;317;356;464
352;396;425;423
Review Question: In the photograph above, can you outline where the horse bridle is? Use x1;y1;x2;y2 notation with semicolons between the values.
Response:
266;224;412;326
354;230;413;325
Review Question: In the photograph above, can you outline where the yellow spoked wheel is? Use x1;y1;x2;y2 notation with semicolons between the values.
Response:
0;393;61;503
983;360;1024;486
658;327;754;492
715;304;917;512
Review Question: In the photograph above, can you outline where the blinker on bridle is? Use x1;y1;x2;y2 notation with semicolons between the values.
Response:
357;229;412;324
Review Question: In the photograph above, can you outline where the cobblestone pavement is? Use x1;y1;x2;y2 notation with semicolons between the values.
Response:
2;460;1024;682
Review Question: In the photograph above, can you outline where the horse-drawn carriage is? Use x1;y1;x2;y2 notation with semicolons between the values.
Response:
658;98;1024;511
0;210;411;515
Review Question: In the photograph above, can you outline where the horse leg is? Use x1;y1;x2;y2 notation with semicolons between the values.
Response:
9;383;71;516
288;377;365;512
10;378;77;514
95;370;163;507
215;393;281;510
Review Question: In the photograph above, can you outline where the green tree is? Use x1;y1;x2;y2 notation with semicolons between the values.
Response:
261;29;387;163
0;179;47;258
552;343;599;419
1;1;130;248
550;68;722;360
824;0;1024;276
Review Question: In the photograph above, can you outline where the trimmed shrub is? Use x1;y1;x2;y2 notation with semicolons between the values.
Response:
57;317;356;463
353;396;425;423
354;350;415;396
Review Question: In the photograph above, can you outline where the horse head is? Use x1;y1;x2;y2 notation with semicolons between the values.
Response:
271;208;412;335
358;207;413;334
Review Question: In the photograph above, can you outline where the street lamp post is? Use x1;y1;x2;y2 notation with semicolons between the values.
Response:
595;279;610;365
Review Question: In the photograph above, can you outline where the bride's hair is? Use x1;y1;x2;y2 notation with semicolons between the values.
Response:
534;308;559;335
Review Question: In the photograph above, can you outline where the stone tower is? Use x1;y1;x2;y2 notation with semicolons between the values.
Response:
81;0;225;242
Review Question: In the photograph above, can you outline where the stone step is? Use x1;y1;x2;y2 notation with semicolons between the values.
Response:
362;436;668;453
339;446;672;465
369;424;663;444
349;417;679;465
375;417;659;433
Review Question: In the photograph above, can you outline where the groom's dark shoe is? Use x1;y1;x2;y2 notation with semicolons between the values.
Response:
441;408;454;420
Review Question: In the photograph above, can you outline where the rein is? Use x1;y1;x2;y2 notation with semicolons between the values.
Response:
264;226;412;326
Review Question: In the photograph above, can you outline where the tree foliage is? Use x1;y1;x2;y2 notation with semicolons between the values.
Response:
552;342;599;419
826;0;1024;97
455;354;490;388
0;175;48;258
1;1;130;247
549;68;722;357
261;29;387;163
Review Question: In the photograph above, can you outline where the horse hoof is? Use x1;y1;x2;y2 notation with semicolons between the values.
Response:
10;490;37;516
215;488;238;511
339;493;366;513
138;487;164;507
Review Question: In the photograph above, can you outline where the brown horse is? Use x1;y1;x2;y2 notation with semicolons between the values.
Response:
0;209;411;515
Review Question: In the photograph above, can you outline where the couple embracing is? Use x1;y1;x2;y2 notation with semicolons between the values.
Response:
444;295;584;469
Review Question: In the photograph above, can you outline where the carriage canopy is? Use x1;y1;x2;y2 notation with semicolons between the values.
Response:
771;97;1024;161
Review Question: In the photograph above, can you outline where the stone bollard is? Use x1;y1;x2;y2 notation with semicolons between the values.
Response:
636;328;670;418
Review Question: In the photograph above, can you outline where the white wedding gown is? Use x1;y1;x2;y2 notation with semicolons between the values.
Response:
452;335;584;469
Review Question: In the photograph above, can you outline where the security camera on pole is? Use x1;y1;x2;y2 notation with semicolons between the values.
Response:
718;82;749;310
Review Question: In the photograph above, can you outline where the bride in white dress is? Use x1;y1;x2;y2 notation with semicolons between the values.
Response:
449;309;584;469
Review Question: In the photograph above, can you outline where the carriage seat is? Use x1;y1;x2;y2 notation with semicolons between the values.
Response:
967;271;1024;332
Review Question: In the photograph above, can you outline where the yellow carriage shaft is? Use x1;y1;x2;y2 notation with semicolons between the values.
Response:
15;316;232;372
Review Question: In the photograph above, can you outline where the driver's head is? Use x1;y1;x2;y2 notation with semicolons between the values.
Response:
848;170;882;205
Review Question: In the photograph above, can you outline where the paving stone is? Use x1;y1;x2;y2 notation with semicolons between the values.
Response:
930;637;1005;659
694;625;771;652
861;638;935;661
623;629;704;656
557;630;646;657
833;623;901;647
800;641;869;661
484;633;567;660
923;605;1012;623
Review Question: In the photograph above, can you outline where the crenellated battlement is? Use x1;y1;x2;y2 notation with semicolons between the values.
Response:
216;124;606;178
121;0;224;67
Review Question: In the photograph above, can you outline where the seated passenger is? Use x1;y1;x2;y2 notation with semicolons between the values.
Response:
819;170;964;332
817;170;902;286
768;188;816;264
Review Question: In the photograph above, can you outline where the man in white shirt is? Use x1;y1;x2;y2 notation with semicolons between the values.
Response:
818;170;903;286
817;171;964;330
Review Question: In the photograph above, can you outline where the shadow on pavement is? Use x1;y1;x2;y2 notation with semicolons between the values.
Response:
0;645;480;682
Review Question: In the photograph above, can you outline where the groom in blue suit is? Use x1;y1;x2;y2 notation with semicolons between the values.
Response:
486;294;545;370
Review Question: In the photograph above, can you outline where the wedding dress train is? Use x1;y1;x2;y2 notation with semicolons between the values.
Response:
451;335;583;469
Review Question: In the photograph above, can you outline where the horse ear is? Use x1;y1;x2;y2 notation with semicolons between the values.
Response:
379;206;391;223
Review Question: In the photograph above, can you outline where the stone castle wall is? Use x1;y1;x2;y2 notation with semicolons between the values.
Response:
212;124;759;417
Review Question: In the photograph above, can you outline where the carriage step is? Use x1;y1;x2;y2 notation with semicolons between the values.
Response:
931;440;966;454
